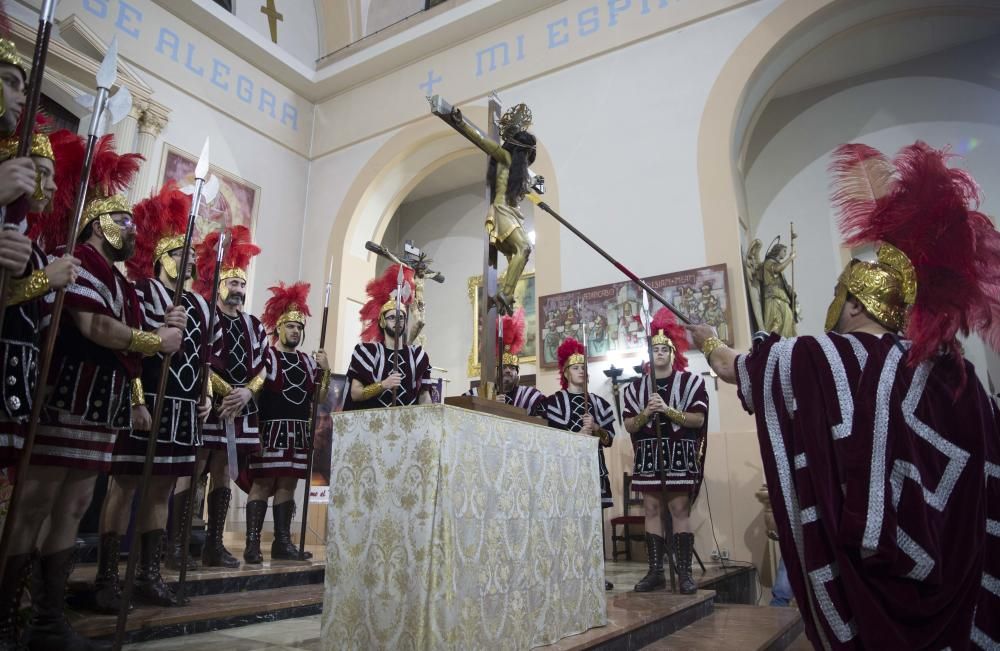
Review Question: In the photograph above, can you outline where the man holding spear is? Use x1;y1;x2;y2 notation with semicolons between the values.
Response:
623;307;708;595
194;225;265;568
89;182;215;612
242;282;329;564
344;264;433;410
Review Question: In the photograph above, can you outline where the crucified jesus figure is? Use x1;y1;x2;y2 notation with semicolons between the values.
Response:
429;96;538;315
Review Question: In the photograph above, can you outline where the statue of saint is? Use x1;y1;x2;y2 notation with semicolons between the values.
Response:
745;237;799;337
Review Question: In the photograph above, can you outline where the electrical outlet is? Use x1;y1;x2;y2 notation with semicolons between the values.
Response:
720;549;730;560
710;550;720;561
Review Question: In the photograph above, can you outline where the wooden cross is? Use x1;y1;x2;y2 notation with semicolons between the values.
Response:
260;0;283;43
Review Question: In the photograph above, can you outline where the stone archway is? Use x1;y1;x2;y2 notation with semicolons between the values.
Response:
322;106;561;371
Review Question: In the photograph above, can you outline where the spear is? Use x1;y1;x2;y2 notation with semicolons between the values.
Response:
0;39;125;584
112;139;212;649
298;259;333;560
578;300;591;416
525;194;688;324
391;264;404;406
0;0;64;335
175;230;226;604
642;289;677;592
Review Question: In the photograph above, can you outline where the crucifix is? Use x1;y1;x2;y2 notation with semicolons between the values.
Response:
429;93;541;398
365;240;445;347
260;0;283;43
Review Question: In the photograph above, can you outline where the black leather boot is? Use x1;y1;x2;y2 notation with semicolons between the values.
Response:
26;547;110;651
0;552;33;651
201;488;239;568
243;500;267;564
633;533;666;592
91;534;128;614
270;501;310;560
164;490;198;572
675;532;697;595
134;530;180;606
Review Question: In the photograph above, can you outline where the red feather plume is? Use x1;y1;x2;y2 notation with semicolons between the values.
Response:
830;141;1000;374
359;264;414;343
262;282;311;337
124;182;192;281
649;307;689;371
193;225;260;299
89;134;143;200
557;336;585;390
500;307;526;356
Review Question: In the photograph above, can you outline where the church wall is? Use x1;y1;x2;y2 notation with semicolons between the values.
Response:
746;39;1000;389
301;0;784;570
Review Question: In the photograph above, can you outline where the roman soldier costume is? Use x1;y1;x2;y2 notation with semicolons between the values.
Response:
344;264;433;410
464;308;546;417
0;128;66;468
543;337;615;507
243;282;330;563
93;183;218;607
624;307;708;594
193;225;265;568
697;142;1000;649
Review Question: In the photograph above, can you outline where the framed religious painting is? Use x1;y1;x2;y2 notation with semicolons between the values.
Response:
537;264;733;369
467;272;536;377
307;373;349;503
158;144;261;242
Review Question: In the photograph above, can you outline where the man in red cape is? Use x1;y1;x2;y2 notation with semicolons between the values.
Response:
689;141;1000;650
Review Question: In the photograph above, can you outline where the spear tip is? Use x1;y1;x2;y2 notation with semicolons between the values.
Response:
96;36;118;89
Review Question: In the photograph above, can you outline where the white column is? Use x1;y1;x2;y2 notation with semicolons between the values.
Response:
110;103;142;155
128;108;167;204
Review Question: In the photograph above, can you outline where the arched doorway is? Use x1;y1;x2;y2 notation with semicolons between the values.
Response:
322;106;561;374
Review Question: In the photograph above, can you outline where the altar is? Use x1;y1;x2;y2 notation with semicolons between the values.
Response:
320;404;608;650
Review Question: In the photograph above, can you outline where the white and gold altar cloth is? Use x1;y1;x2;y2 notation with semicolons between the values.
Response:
321;404;607;650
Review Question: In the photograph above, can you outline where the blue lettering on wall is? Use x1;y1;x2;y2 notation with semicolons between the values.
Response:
419;70;442;95
475;42;510;77
608;0;631;26
184;43;204;76
236;75;254;103
547;17;569;49
79;0;299;132
82;0;109;19
281;104;298;130
116;0;142;38
210;58;230;91
578;7;600;36
155;27;180;62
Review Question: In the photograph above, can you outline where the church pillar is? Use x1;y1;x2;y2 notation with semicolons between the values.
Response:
129;108;168;204
110;102;142;155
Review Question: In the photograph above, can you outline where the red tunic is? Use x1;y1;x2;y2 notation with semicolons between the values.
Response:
737;331;998;650
35;243;143;473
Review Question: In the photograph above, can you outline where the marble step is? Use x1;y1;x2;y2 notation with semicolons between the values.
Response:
536;590;716;650
641;604;803;651
70;582;324;645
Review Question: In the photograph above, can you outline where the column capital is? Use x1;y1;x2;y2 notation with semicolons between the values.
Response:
138;108;168;137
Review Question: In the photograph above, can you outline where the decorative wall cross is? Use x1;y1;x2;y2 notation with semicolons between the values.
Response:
260;0;283;43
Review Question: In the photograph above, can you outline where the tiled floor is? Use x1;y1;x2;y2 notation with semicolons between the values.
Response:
124;614;322;650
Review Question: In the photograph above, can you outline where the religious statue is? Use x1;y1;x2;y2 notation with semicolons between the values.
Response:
429;95;538;314
745;236;798;337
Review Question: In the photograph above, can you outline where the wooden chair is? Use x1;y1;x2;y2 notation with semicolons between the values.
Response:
610;473;646;561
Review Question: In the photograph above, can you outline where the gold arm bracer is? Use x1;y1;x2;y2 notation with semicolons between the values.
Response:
664;405;686;427
245;371;265;397
127;329;162;356
592;427;611;447
701;336;726;361
131;378;145;407
6;270;49;306
210;371;233;398
361;382;384;401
